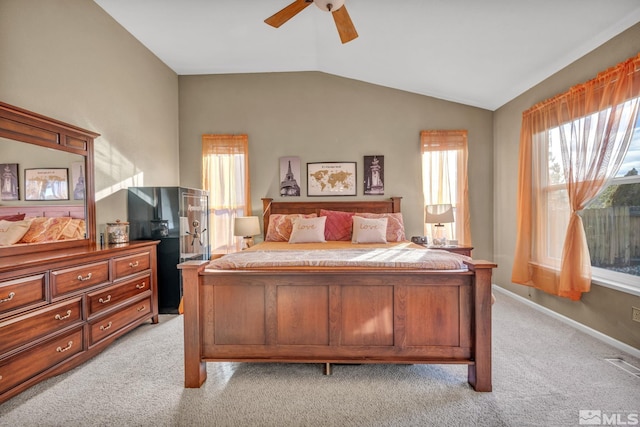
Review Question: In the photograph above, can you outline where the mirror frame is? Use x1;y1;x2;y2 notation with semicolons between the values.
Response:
0;101;98;257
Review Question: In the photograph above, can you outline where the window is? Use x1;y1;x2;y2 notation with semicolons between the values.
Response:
582;113;640;287
420;130;471;245
513;53;640;300
542;106;640;287
202;134;251;253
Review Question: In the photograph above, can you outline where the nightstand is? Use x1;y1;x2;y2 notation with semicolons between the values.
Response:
425;245;473;257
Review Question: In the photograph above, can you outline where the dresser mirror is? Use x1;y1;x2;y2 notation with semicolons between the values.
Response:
0;102;98;257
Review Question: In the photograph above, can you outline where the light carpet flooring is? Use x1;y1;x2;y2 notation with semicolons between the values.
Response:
0;290;638;426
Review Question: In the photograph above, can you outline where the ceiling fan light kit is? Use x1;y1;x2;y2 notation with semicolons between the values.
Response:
265;0;358;44
314;0;345;12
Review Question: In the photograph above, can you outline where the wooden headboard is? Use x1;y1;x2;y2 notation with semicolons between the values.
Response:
0;205;86;219
261;197;402;239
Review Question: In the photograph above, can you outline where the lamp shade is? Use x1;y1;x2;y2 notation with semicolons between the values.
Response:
234;216;261;237
425;204;454;224
314;0;345;12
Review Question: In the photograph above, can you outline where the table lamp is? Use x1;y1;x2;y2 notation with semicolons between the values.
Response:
234;216;261;250
425;204;454;246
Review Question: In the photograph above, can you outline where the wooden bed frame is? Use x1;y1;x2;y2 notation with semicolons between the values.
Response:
0;204;85;219
179;197;496;392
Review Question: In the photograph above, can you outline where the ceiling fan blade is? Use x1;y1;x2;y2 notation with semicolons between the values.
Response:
332;5;358;44
265;0;312;28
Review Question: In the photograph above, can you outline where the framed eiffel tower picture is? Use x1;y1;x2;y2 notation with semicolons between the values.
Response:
279;156;301;197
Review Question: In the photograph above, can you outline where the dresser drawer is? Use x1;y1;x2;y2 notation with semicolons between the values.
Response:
113;251;151;280
51;261;109;298
0;274;46;317
87;274;151;317
0;297;82;355
88;296;152;346
0;327;83;395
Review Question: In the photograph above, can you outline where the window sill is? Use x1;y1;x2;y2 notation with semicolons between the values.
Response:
591;269;640;297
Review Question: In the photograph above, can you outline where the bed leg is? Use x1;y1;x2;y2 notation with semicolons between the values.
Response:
178;261;209;388
323;363;332;375
466;261;495;392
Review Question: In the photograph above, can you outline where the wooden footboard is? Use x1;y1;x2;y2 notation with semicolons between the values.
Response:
178;259;496;392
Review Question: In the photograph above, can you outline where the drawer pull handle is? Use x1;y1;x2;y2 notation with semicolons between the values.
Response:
135;282;146;289
99;295;112;304
137;305;146;312
0;292;15;303
55;310;72;320
129;261;139;268
77;273;92;281
100;322;113;331
56;341;73;353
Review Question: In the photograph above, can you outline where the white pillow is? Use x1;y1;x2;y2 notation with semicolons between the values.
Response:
288;216;327;243
0;219;32;246
351;216;388;243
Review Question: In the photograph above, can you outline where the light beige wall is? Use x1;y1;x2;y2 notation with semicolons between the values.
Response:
494;23;640;348
178;72;494;259
0;0;179;231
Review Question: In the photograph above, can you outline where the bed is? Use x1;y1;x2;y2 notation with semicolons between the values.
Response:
178;197;496;392
0;205;86;246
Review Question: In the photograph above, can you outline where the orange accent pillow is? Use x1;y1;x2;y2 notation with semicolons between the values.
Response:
265;213;317;242
19;217;73;243
319;209;354;241
358;212;406;242
58;219;86;240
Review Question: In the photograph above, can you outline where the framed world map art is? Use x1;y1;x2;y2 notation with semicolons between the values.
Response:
307;162;357;196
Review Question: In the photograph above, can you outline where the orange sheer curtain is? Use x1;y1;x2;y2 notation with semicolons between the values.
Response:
420;130;472;246
512;53;640;300
202;134;251;253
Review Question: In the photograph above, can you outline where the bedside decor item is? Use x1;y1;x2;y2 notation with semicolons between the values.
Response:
234;216;261;250
425;204;454;246
307;162;356;196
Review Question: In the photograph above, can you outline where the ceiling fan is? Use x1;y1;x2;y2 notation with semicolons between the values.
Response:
265;0;358;44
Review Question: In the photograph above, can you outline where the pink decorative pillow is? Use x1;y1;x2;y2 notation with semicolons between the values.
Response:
0;219;32;246
0;213;26;222
352;216;388;243
289;216;327;243
319;209;355;241
358;212;406;242
19;217;73;243
265;213;317;242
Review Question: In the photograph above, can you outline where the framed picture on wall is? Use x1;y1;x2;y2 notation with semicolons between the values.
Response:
307;162;357;196
71;161;86;200
24;168;69;201
363;155;384;195
279;156;301;197
1;163;19;201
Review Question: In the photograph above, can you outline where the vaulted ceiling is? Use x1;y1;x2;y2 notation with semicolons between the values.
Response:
94;0;640;111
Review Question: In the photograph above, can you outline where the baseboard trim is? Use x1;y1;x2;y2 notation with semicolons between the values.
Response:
492;285;640;359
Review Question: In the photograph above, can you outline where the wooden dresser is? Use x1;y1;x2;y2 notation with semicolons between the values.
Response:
0;240;159;404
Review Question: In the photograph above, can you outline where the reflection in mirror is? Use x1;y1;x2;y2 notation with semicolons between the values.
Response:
0;136;87;246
